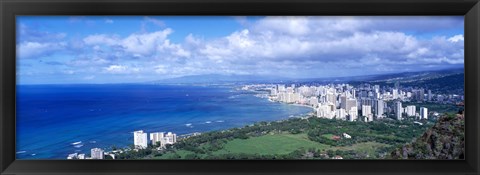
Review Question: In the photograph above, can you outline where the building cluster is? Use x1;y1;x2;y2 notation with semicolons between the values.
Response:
67;147;112;160
254;82;450;122
133;130;177;149
67;130;178;159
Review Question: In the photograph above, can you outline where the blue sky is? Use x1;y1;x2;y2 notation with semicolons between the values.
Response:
16;16;464;84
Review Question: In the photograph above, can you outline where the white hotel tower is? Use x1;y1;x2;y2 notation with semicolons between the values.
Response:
420;107;428;120
90;148;104;159
133;130;148;149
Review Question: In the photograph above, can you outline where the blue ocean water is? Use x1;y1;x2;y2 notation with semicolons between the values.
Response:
16;84;312;159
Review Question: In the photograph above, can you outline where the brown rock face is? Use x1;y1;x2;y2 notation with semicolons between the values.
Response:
391;114;464;159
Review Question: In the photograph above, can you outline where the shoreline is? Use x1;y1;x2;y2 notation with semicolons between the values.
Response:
58;87;314;159
289;103;316;110
19;86;315;160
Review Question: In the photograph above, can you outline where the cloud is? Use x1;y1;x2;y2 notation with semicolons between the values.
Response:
83;28;176;57
17;42;67;58
448;34;464;43
193;17;463;72
154;65;168;74
121;29;173;56
103;65;141;74
144;17;165;27
140;17;166;32
85;16;463;79
17;16;464;83
83;34;120;46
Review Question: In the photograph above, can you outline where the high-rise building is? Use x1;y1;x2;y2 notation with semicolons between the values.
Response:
317;103;335;119
374;92;381;99
150;131;177;148
150;132;165;145
416;88;425;102
277;84;286;92
336;108;346;120
374;85;380;93
340;95;347;110
326;92;336;105
374;99;384;118
346;98;357;112
395;101;403;120
91;148;104;159
286;87;294;93
348;107;358;121
309;96;318;107
420;107;428;120
362;105;373;122
407;92;412;98
133;130;148;149
362;105;371;117
406;105;416;117
270;88;277;95
392;89;398;99
164;132;177;143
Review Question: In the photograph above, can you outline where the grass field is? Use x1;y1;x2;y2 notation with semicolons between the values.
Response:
154;150;195;159
153;133;393;159
211;133;332;156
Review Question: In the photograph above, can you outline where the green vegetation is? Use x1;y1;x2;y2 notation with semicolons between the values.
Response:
211;133;331;155
131;117;435;160
333;142;391;159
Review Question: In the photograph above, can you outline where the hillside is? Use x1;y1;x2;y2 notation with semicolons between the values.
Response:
348;68;464;94
390;113;465;159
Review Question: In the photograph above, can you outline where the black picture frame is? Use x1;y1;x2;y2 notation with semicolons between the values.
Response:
1;0;479;174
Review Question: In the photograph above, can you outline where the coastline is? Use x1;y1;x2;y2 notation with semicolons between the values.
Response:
20;85;313;160
103;88;316;159
289;103;316;110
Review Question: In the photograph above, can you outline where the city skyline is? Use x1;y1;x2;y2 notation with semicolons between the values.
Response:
17;16;464;84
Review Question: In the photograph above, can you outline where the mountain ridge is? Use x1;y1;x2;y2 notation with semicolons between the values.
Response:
148;67;464;85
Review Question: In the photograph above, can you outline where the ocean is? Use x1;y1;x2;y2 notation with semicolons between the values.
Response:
16;84;312;159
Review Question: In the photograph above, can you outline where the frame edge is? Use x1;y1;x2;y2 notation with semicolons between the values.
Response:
1;0;480;175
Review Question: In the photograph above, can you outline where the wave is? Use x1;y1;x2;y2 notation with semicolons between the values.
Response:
215;120;224;123
89;140;97;144
228;95;242;99
16;151;26;154
185;123;193;128
73;144;84;148
71;141;82;145
205;121;212;124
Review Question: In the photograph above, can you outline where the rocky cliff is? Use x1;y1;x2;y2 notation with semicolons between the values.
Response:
391;113;465;159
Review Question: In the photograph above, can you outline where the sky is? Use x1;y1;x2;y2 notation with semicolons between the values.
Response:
16;16;464;84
